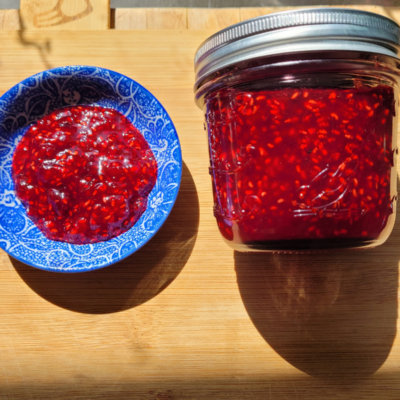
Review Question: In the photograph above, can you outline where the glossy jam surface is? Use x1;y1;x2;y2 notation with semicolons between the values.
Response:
206;85;396;250
13;105;157;244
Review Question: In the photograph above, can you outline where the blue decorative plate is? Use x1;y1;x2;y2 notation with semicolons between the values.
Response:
0;66;182;272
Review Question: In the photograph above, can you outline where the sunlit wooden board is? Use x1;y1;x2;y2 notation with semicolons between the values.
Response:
0;29;399;399
0;9;20;29
20;0;110;30
187;8;240;30
2;6;400;33
147;8;187;30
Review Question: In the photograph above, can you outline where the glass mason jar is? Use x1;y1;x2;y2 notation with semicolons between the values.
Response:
194;8;400;252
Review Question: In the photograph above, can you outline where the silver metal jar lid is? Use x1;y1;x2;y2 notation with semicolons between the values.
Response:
194;8;400;89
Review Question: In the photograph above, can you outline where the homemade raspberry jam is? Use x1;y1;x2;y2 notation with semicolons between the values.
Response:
205;84;397;250
12;105;157;245
195;8;400;251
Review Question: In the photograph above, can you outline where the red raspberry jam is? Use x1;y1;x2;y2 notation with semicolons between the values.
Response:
12;105;157;245
206;85;397;250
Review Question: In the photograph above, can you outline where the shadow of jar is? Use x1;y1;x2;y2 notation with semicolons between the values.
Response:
235;182;400;382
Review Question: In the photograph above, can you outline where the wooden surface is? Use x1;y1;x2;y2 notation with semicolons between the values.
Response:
112;6;400;31
0;28;400;400
20;0;110;30
187;8;240;30
147;8;187;30
2;6;400;32
0;10;20;30
113;7;147;30
239;5;399;21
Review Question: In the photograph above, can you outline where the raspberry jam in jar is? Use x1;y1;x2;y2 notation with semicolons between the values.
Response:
194;8;400;251
12;105;157;245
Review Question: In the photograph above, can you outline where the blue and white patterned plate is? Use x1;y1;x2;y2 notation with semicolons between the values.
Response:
0;66;182;272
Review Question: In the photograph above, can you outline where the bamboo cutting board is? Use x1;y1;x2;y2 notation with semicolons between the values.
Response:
0;28;400;400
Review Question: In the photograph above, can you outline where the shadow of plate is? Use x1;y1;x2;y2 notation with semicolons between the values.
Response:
12;161;199;314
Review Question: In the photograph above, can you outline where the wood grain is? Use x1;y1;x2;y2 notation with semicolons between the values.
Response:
114;7;147;30
239;6;400;21
20;0;110;30
0;9;20;30
147;8;187;30
2;7;400;32
188;8;240;30
0;29;399;399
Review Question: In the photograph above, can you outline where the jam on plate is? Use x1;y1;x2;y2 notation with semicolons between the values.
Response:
13;105;157;245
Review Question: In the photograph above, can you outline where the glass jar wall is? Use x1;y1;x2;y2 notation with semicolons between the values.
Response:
203;73;398;251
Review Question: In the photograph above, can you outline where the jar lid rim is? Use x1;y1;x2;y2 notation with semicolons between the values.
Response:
195;8;400;65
